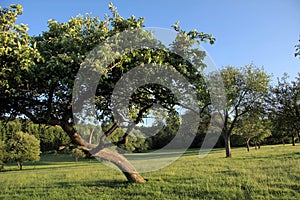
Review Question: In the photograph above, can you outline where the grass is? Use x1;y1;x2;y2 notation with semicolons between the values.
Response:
0;144;299;199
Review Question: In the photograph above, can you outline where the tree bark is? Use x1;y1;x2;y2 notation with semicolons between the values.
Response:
246;139;250;152
88;127;95;144
17;161;22;170
223;132;232;158
292;135;295;146
61;122;146;183
93;148;146;183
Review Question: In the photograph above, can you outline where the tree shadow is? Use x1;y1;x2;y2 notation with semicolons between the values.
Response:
81;179;129;188
0;163;89;172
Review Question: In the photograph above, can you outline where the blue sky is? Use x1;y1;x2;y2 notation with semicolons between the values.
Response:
2;0;300;82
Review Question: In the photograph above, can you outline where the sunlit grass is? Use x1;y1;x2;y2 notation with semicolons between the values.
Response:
0;145;299;199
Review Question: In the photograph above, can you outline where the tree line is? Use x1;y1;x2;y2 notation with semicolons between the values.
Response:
0;4;299;182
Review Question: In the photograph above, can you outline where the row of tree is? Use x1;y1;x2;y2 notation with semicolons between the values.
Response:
0;119;70;152
0;4;299;183
1;65;298;155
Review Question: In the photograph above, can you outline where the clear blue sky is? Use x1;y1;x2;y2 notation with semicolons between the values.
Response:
2;0;300;82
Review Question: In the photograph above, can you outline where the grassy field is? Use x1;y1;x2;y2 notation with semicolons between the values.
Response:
0;145;299;200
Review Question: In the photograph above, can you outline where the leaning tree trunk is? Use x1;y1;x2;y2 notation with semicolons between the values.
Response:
62;121;146;183
93;148;146;183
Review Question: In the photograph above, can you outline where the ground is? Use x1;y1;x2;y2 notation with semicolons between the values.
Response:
0;145;299;199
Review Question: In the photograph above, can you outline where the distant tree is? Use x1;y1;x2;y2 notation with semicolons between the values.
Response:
71;148;86;162
234;113;271;152
0;119;71;152
270;74;300;146
5;131;40;170
218;65;270;157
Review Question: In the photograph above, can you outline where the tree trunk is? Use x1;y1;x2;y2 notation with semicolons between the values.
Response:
292;135;295;146
88;127;95;144
254;141;257;150
62;122;146;183
17;161;23;170
223;132;232;158
93;148;146;183
246;139;250;152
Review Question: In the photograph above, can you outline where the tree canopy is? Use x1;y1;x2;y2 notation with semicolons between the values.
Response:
0;4;217;183
218;65;270;157
270;74;300;146
5;131;40;170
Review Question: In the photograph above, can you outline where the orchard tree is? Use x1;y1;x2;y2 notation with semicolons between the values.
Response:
1;4;216;183
219;65;270;157
5;131;40;170
270;74;300;146
233;112;271;152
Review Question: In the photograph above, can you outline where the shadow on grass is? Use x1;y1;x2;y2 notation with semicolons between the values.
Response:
233;151;300;161
81;180;129;188
1;163;93;173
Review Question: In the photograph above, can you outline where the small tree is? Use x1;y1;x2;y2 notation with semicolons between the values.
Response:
6;131;40;170
71;148;86;162
234;113;271;152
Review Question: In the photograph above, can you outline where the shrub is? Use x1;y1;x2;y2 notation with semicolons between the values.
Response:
71;148;86;162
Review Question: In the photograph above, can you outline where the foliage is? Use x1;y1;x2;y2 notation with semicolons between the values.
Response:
0;3;215;161
71;148;86;162
270;73;300;145
5;131;41;170
0;119;71;152
109;128;148;152
233;112;272;151
0;4;41;116
218;65;271;157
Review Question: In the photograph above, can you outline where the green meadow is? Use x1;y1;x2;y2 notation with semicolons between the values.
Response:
0;145;299;200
